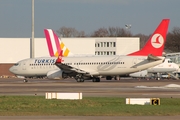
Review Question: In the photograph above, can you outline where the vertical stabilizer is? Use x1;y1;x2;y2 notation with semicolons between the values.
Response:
44;29;73;57
128;19;170;56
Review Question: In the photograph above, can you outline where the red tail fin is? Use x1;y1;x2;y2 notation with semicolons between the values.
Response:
128;19;170;56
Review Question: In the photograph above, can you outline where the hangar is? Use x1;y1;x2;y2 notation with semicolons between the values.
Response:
0;37;139;77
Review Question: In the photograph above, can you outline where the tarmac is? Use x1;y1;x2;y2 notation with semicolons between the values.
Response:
0;77;180;120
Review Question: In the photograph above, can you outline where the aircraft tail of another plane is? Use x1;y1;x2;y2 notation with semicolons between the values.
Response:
128;19;170;56
44;29;73;57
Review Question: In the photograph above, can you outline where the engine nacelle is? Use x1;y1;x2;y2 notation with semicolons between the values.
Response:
129;70;148;78
47;69;64;80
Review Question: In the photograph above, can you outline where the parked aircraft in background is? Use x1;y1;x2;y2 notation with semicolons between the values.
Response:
52;19;170;82
9;29;82;82
9;29;72;81
129;58;179;80
44;29;73;57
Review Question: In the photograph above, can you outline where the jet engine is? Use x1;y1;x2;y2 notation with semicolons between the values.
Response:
47;69;64;80
129;70;148;78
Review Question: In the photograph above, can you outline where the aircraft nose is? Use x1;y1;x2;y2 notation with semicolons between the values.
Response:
175;64;179;71
9;66;15;74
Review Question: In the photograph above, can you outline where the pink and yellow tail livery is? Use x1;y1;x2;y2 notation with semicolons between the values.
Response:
44;29;73;57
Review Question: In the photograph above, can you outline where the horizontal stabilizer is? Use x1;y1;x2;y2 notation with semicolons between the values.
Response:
147;54;163;61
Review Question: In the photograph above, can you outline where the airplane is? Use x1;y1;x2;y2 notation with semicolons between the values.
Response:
9;19;170;82
129;58;179;80
9;29;73;82
52;19;170;82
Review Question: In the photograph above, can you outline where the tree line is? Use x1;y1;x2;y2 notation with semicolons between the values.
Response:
56;26;180;53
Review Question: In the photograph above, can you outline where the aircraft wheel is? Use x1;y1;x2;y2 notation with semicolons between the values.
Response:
96;78;100;82
92;78;96;82
76;78;81;82
115;76;120;80
92;78;100;82
23;79;28;83
80;79;84;82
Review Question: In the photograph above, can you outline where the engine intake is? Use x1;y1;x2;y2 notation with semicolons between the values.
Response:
47;69;64;80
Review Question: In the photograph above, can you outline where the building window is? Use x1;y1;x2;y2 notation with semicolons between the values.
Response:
113;51;116;55
110;52;113;55
110;42;112;47
104;42;106;47
100;52;102;55
101;42;103;47
107;42;109;47
113;42;116;47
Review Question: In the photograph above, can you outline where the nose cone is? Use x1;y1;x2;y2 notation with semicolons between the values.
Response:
175;65;180;72
9;66;16;74
172;63;180;73
175;64;179;71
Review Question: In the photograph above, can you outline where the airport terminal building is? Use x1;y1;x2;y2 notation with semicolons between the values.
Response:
0;37;139;76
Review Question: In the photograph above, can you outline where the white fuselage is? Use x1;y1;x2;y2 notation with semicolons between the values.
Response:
9;55;164;78
9;57;58;77
147;60;178;73
58;55;164;76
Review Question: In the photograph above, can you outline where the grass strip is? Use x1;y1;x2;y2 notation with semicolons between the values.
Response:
0;96;179;116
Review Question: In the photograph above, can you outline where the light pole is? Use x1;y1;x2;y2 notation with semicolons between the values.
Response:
31;0;34;58
125;24;131;30
125;24;131;36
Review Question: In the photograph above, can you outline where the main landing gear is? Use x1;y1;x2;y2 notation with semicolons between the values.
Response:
75;74;100;82
23;79;28;83
76;78;84;82
92;77;100;82
75;74;84;82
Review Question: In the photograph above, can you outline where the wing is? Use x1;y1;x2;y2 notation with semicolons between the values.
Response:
55;63;88;74
55;55;100;76
147;54;163;61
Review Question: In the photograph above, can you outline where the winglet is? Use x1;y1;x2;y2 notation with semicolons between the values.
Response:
56;50;64;63
128;19;170;56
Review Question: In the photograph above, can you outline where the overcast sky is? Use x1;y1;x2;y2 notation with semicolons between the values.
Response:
0;0;179;37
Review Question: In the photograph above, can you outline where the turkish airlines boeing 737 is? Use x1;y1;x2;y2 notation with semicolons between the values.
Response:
9;19;170;82
52;19;170;82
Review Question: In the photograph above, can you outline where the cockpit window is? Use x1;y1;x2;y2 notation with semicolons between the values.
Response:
168;60;172;63
14;63;19;66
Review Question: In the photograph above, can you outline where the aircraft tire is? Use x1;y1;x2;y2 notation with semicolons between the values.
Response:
76;78;81;82
23;79;28;83
115;76;120;80
80;79;84;82
92;78;96;82
96;78;100;82
93;78;100;82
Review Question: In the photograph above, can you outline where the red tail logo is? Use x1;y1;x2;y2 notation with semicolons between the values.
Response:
151;34;164;48
128;19;170;56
